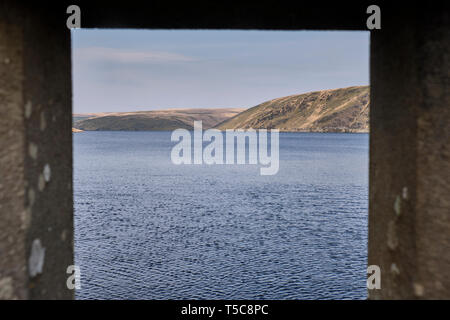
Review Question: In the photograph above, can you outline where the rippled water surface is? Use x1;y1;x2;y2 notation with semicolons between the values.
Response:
74;131;368;299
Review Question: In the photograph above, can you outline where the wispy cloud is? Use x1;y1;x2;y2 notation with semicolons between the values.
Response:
73;47;195;64
72;30;369;113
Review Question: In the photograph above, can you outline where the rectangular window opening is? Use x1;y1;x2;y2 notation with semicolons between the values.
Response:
71;29;370;300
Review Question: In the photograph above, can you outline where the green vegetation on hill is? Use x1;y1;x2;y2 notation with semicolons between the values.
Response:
73;108;244;131
73;86;369;132
215;86;369;132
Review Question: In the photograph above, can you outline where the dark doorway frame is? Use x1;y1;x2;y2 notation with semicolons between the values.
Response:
0;1;448;299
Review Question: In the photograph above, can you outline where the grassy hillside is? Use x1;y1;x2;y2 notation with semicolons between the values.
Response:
215;86;369;132
73;108;244;131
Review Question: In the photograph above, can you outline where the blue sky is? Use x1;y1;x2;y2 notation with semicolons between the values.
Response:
72;30;369;113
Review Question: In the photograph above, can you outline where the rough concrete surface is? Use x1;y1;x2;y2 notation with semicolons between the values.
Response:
0;2;74;299
0;0;448;299
369;4;449;299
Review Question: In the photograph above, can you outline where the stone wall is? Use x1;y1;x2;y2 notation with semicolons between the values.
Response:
369;3;449;299
0;0;448;299
0;2;74;299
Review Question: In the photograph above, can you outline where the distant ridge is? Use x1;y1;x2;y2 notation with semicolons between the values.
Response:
215;86;369;132
73;86;369;132
73;108;244;131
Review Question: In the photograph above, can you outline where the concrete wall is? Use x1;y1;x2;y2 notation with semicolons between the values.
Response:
0;2;74;299
0;1;448;299
369;4;449;299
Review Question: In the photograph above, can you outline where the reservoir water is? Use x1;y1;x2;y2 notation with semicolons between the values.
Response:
73;131;368;299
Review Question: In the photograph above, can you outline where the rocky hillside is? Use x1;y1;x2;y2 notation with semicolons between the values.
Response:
73;108;244;131
215;86;369;132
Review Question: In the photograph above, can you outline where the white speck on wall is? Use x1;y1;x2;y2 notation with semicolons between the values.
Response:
25;101;33;119
0;277;14;299
413;283;425;297
402;186;408;200
43;164;51;182
28;143;38;160
393;195;401;216
38;174;45;191
29;239;46;277
390;263;400;275
61;229;67;241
